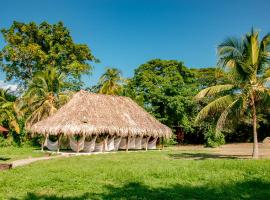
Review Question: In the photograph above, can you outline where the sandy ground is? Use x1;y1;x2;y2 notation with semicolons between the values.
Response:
174;143;270;159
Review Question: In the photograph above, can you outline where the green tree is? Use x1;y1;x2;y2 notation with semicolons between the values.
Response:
121;78;145;106
192;67;229;88
0;89;20;133
18;67;71;128
128;59;196;131
195;29;270;158
0;21;97;87
96;68;124;95
182;68;227;146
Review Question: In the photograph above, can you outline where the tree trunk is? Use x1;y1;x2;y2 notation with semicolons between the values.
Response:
251;93;259;159
57;135;61;153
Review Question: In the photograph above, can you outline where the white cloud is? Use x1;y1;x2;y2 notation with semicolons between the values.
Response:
0;80;18;93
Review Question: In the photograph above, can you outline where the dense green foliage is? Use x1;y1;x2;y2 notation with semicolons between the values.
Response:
18;67;71;128
204;128;225;147
126;59;197;132
0;89;19;133
123;61;229;145
0;21;97;88
0;148;270;199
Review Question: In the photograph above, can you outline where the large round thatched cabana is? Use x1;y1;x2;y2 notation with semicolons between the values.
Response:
29;90;172;153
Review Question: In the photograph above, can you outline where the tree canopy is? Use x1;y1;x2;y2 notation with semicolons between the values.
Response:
18;67;71;128
127;59;196;131
0;21;97;87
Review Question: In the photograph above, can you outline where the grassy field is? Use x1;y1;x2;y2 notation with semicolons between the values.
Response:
0;147;270;200
0;146;46;163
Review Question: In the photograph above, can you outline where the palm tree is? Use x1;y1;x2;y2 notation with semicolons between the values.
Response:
98;68;123;95
18;67;71;128
195;29;270;159
0;89;20;133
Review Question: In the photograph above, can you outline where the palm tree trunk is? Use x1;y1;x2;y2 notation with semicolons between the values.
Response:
251;93;259;159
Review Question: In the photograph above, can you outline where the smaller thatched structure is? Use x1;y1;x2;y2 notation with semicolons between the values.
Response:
0;125;8;133
29;90;172;152
0;125;8;138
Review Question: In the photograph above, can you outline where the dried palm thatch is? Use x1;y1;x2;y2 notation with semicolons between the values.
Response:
29;90;172;138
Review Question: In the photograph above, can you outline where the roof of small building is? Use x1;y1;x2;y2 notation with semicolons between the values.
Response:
0;125;8;132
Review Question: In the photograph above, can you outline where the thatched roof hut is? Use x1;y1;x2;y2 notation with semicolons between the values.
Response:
30;90;172;138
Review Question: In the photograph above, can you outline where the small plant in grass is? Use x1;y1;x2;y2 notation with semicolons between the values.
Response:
204;128;225;148
162;134;178;146
0;135;14;147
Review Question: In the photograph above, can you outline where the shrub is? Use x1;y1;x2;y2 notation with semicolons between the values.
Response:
162;134;178;146
204;128;225;148
0;135;15;147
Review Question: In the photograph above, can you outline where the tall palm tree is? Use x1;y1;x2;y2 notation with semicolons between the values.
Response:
0;89;20;133
195;29;270;159
19;67;71;128
98;68;123;95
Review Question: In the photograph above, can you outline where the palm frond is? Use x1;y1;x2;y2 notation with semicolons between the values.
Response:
195;95;234;123
218;37;243;59
195;84;234;99
216;98;244;131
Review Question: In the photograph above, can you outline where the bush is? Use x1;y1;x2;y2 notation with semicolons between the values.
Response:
204;128;225;148
162;134;178;146
30;135;44;147
0;135;16;147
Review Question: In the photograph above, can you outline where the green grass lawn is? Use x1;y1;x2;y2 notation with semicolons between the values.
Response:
0;146;46;163
0;149;270;200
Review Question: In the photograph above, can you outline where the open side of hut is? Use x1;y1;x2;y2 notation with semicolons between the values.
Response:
29;90;172;153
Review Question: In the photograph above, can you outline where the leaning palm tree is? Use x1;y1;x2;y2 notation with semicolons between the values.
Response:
0;89;20;133
195;29;270;159
98;68;124;95
18;67;71;128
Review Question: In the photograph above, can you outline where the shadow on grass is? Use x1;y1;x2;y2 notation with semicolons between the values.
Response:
168;152;249;160
11;179;270;200
0;156;10;161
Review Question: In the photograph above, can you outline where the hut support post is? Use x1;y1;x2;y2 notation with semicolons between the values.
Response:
76;136;79;153
57;134;61;153
145;136;150;151
161;137;164;150
41;135;45;151
126;136;130;152
76;134;84;154
103;136;108;152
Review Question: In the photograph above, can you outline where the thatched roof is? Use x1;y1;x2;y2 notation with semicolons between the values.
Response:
30;90;172;138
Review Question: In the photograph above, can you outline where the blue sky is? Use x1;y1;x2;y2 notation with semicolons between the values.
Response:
1;0;270;87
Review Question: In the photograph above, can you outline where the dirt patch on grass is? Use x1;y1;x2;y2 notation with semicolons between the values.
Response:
173;143;270;159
